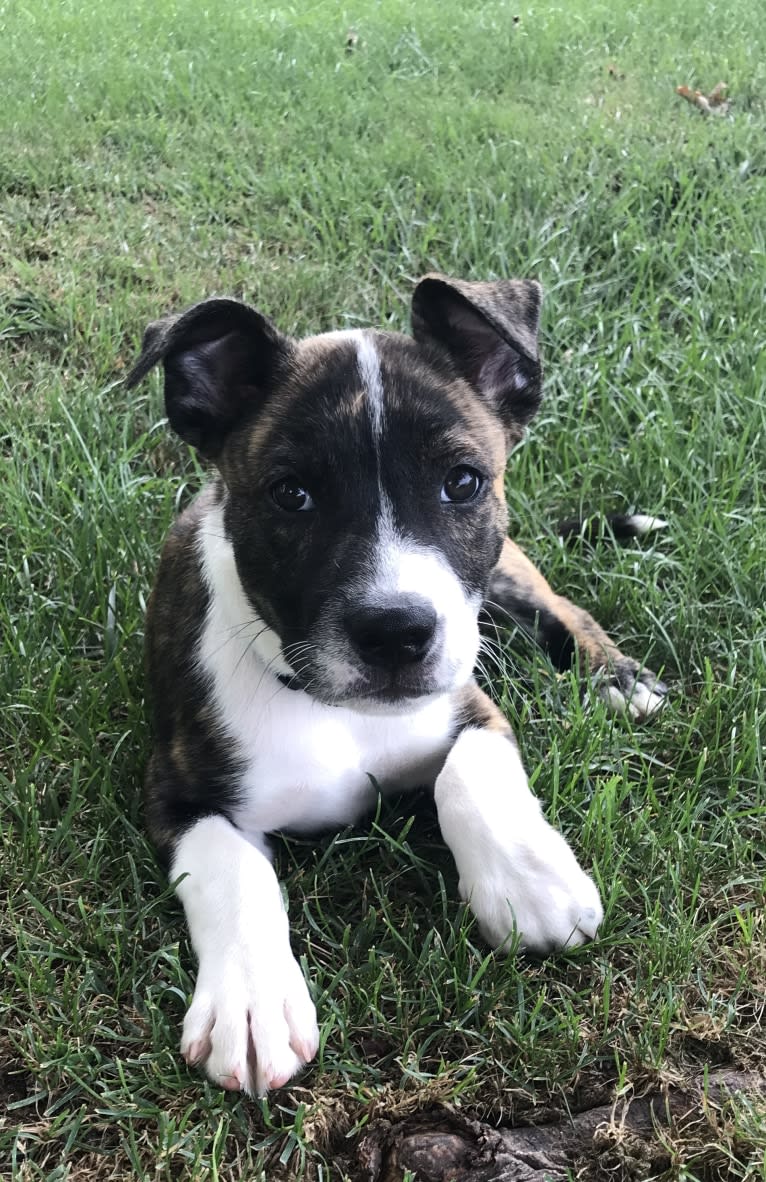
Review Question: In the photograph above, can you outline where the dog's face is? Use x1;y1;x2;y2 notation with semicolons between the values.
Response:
129;275;542;708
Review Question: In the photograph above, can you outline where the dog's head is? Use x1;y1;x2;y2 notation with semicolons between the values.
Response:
129;275;542;710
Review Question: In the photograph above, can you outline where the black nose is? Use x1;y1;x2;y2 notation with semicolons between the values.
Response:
344;598;437;669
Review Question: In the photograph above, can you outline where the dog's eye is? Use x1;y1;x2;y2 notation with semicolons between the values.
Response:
271;478;315;512
441;466;483;504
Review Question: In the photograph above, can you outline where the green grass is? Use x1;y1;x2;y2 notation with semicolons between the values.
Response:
1;0;765;1178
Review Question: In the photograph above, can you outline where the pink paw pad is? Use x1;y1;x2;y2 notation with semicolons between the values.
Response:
220;1068;244;1091
183;1039;210;1067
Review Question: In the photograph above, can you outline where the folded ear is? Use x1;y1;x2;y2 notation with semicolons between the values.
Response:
411;274;543;443
126;298;293;458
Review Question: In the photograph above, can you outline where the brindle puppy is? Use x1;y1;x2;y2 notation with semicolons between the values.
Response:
128;274;666;1096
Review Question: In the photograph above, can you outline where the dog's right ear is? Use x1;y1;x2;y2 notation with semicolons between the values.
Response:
126;299;293;458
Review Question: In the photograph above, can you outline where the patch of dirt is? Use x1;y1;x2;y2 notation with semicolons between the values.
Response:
354;1071;766;1182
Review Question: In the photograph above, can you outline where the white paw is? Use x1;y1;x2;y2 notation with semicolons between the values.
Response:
597;658;668;720
435;729;603;955
180;950;319;1096
458;815;604;954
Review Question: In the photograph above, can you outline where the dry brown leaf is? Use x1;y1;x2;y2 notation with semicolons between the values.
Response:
708;80;729;105
675;82;731;115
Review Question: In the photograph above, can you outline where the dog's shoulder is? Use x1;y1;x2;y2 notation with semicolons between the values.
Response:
145;480;223;731
153;480;222;582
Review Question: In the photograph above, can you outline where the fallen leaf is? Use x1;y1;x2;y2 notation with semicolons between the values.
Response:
675;82;731;116
708;80;728;106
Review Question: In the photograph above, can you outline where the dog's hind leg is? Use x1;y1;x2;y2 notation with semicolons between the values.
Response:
484;537;667;719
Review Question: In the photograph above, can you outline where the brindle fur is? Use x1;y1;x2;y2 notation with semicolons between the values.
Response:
143;481;246;862
131;273;663;868
486;537;662;699
453;680;516;739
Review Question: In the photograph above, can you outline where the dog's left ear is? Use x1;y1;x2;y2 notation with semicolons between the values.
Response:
126;299;293;459
411;274;543;441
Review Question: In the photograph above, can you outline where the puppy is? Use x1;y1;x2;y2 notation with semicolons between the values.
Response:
128;274;666;1096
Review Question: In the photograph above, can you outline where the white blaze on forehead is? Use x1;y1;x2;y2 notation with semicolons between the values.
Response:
353;331;385;439
311;328;385;440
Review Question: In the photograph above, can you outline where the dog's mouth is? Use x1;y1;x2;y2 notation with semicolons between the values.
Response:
277;656;447;710
352;675;442;705
287;670;443;708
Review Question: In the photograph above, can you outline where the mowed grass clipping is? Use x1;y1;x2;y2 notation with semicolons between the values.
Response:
1;0;765;1178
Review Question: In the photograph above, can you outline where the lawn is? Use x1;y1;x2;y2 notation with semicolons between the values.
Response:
1;0;765;1178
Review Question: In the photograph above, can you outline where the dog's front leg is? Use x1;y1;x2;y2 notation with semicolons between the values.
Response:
486;537;667;718
172;814;319;1096
436;686;602;953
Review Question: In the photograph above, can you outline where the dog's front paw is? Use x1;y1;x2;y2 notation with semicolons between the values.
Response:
181;949;319;1096
596;656;667;720
458;815;603;955
436;730;604;955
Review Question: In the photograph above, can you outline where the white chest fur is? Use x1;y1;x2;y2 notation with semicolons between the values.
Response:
196;504;457;837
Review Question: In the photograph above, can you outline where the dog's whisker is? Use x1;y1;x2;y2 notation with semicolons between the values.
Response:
218;617;262;636
252;642;319;699
474;658;494;684
477;638;509;668
206;620;267;659
264;658;320;705
481;636;507;657
226;625;273;683
480;597;520;623
281;642;317;665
